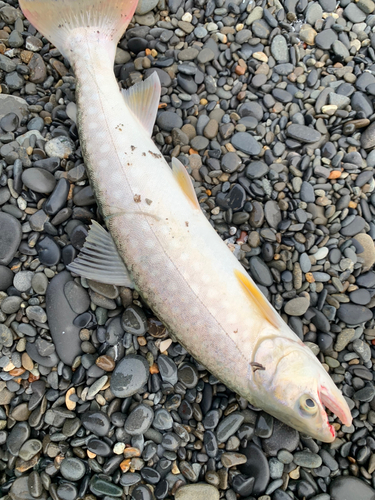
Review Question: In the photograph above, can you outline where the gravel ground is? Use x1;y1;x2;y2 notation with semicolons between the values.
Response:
1;0;375;499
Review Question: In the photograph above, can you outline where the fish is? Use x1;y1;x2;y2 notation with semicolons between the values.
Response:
20;0;352;442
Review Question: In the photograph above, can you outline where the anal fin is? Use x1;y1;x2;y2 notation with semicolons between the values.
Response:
122;72;161;136
67;221;134;288
234;269;280;329
171;158;200;210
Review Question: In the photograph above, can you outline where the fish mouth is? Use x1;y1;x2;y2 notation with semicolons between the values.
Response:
319;384;353;429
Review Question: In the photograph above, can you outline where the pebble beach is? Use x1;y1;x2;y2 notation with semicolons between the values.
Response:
1;0;375;499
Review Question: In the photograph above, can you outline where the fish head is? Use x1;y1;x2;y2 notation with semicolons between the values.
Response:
249;336;352;442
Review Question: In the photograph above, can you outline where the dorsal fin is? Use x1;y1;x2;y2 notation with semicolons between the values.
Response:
234;269;280;329
171;158;200;210
122;72;161;137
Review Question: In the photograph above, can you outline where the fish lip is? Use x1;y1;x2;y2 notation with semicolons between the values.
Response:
319;384;352;428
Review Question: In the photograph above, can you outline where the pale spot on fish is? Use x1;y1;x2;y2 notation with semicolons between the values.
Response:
88;121;98;130
99;159;109;168
100;143;110;154
180;253;189;262
207;288;219;300
144;239;155;249
87;107;96;116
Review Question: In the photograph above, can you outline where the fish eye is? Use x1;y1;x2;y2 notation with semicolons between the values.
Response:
299;395;318;416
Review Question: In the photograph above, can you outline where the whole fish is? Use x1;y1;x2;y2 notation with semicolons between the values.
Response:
20;0;352;442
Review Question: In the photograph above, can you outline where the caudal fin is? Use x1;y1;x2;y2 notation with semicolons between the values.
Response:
19;0;138;59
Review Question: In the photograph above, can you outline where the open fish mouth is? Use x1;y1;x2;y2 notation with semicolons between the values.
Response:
319;385;353;433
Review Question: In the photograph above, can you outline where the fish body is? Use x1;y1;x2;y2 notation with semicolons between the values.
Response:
20;0;352;442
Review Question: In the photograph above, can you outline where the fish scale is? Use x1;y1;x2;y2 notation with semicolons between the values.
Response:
20;0;352;442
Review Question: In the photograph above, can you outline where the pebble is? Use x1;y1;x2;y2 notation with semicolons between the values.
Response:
46;271;85;365
111;354;149;397
231;132;261;155
175;484;220;500
125;404;154;435
60;457;86;481
330;476;375;500
0;212;22;265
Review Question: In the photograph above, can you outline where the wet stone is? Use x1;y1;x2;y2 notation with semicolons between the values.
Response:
90;476;123;497
246;161;269;179
36;236;61;266
287;125;322;143
111;354;149;397
249;256;273;286
153;408;173;430
216;413;244;442
87;437;112;457
81;411;110;437
0;212;22;265
125;404;154;435
239;442;270;496
46;272;84;365
232;132;261;155
60;457;86;481
19;439;42;461
337;304;372;325
121;305;147;335
293;451;322;468
158;354;178;384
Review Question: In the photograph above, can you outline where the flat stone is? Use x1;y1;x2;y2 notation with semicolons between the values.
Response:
293;451;322;468
249;256;273;286
287;124;322;143
111;355;149;398
175;484;220;500
216;413;244;442
270;35;289;63
135;0;159;15
263;420;299;456
46;271;85;366
330;476;375;500
246;161;269;179
232;132;261;155
0;212;22;265
337;304;372;325
125;404;154;435
239;442;270;495
353;234;375;271
60;457;86;481
315;29;337;50
344;3;367;22
284;297;310;316
340;216;365;236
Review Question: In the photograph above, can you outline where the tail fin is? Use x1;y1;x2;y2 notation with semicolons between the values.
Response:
19;0;138;59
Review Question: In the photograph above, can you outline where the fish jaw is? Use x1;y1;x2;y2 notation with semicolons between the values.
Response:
319;383;352;428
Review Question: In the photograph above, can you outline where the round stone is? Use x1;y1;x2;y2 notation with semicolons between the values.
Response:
60;457;86;481
110;354;149;398
22;168;56;194
330;476;375;500
121;305;147;335
125;404;154;436
81;411;110;437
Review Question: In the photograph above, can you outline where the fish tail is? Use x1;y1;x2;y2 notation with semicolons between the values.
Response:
19;0;138;60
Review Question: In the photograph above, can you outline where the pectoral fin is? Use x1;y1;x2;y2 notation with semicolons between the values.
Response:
122;72;161;137
234;269;280;329
171;158;200;210
67;221;134;287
